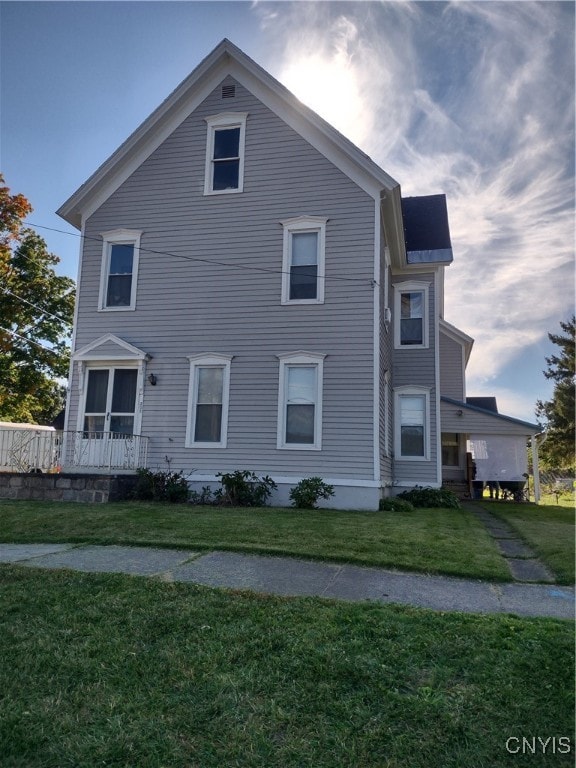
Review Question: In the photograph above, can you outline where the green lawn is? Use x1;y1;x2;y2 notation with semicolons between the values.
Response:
482;501;575;585
0;566;573;768
0;500;512;581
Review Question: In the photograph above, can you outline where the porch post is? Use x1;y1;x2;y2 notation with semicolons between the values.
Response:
531;435;541;503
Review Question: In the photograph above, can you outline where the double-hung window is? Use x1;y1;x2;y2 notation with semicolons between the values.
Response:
393;281;430;348
204;113;247;195
394;386;430;460
281;217;327;304
277;352;325;450
186;355;232;448
99;229;141;311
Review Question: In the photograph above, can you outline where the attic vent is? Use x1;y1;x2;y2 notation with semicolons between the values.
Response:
222;84;236;99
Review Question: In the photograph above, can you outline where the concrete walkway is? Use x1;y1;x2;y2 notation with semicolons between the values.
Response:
464;502;557;583
1;543;574;620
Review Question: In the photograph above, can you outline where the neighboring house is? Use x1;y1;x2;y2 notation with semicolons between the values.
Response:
56;39;542;509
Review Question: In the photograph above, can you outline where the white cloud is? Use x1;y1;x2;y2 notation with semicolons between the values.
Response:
257;1;574;406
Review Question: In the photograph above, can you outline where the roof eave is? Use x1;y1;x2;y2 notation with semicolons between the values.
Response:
57;38;399;229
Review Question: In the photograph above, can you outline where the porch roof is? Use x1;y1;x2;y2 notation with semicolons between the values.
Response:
441;396;541;435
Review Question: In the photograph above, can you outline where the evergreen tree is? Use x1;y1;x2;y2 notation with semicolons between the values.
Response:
535;316;575;472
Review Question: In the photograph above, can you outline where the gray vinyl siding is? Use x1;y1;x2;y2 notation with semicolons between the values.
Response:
391;272;439;485
69;77;378;481
439;331;465;400
440;402;537;436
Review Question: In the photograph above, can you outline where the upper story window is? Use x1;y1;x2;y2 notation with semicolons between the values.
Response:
277;352;325;450
394;386;431;461
204;113;248;195
393;281;430;348
281;216;327;305
99;229;141;311
186;354;233;448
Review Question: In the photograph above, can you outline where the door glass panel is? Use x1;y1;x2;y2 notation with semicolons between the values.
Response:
85;370;109;413
112;370;138;413
83;415;106;435
110;415;135;435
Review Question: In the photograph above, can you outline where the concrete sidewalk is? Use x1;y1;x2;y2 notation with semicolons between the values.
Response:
1;543;574;620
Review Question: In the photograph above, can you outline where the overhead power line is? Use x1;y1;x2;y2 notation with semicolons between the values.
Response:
1;287;71;327
27;221;378;286
0;326;60;355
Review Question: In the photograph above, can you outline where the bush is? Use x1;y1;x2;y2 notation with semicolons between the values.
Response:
379;497;414;512
133;468;190;503
188;486;215;506
214;470;277;507
397;486;461;509
289;477;335;509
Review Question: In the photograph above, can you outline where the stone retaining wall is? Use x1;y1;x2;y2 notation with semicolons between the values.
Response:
0;473;138;503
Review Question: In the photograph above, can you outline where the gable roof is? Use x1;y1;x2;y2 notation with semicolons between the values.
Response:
57;39;402;234
73;334;149;361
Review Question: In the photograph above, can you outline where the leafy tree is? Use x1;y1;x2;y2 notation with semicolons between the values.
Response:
535;316;575;472
0;175;75;424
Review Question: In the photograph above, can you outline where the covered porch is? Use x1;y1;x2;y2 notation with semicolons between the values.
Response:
440;397;543;502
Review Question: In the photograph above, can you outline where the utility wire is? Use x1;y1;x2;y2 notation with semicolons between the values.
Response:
1;287;71;327
27;221;378;286
0;326;61;354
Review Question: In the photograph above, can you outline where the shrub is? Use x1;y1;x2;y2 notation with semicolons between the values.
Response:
289;477;335;509
397;486;461;509
133;468;190;503
214;470;277;507
379;497;414;512
188;486;215;506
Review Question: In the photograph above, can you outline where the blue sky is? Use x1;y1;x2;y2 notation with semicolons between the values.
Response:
1;1;574;422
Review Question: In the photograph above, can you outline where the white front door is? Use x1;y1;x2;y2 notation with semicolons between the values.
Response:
80;367;139;467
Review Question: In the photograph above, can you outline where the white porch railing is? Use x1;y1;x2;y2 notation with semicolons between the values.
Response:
0;428;149;473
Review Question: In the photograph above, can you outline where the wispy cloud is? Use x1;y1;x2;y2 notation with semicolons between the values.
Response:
255;1;575;413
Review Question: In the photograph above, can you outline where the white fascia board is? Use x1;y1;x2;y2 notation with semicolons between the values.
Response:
439;318;474;365
73;334;148;360
227;60;398;199
57;39;400;229
57;57;231;228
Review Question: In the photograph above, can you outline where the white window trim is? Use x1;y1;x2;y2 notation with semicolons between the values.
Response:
280;216;327;305
394;385;431;461
203;112;248;196
185;354;233;448
98;229;142;312
383;370;391;458
393;280;430;349
277;351;326;450
78;361;144;436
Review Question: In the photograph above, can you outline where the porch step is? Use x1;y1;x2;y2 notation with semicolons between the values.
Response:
442;482;471;500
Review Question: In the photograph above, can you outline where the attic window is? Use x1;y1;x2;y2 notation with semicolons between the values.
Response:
222;85;236;99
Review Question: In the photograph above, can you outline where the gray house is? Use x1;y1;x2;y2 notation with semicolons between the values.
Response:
57;39;542;509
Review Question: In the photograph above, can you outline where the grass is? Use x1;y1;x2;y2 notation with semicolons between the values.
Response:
0;566;573;768
0;500;512;581
482;501;575;585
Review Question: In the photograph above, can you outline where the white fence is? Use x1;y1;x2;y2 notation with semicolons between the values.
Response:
0;427;149;473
